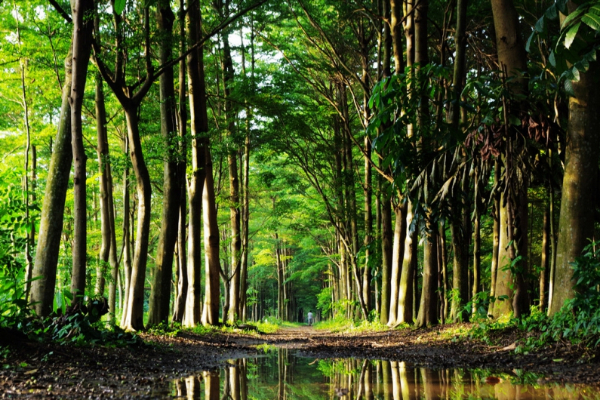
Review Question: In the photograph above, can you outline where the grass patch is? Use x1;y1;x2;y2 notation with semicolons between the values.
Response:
314;317;391;333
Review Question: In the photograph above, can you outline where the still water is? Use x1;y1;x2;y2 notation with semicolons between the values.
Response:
169;349;598;399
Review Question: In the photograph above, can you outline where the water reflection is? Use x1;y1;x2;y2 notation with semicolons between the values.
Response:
170;349;598;399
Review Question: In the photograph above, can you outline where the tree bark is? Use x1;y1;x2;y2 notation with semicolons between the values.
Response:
30;46;72;316
148;0;180;327
380;192;393;324
220;14;242;324
396;200;415;324
183;0;207;327
551;62;600;314
539;206;550;311
172;0;188;324
417;222;438;328
202;145;221;326
70;0;95;304
122;107;152;331
94;64;119;321
490;0;529;319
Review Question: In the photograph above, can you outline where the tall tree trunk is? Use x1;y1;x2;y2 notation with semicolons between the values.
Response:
439;222;448;321
396;200;415;324
122;107;153;331
417;224;438;327
220;16;241;324
489;160;500;315
387;203;406;325
390;0;404;74
148;0;180;327
18;46;34;301
70;0;95;304
183;0;207;327
551;62;600;314
95;63;119;315
472;171;481;316
450;0;468;129
339;84;368;319
490;0;529;319
380;192;393;324
202;145;221;326
239;129;250;321
539;206;550;311
450;168;470;321
120;138;132;326
172;0;188;324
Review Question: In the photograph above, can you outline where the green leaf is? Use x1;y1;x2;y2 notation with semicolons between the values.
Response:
556;0;569;14
114;0;126;15
549;50;556;67
545;4;558;20
562;8;586;30
535;16;545;33
526;33;535;53
564;78;575;96
564;22;582;49
582;13;600;31
573;66;581;81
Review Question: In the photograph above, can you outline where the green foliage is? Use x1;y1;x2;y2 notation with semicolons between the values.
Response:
114;0;126;15
316;286;332;315
255;343;276;353
255;318;281;334
529;0;600;86
147;322;181;338
472;242;600;350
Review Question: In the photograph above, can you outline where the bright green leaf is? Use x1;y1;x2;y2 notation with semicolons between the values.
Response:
114;0;126;14
564;22;581;49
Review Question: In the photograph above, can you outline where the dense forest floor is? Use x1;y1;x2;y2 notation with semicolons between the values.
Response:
1;324;599;397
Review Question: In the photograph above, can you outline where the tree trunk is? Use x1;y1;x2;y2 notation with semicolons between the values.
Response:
148;0;180;327
95;65;118;318
417;221;438;328
380;192;393;324
69;0;94;304
396;200;415;324
172;0;188;324
387;202;406;325
202;146;221;326
551;62;600;314
95;73;110;298
121;107;153;331
539;206;550;311
489;160;500;315
390;0;404;74
439;222;448;321
472;177;481;316
239;129;250;322
120;139;132;326
221;19;242;324
183;0;207;327
490;0;529;320
450;169;470;321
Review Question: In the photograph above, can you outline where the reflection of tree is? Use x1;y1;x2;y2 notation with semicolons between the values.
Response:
171;355;584;400
204;371;220;400
185;375;201;399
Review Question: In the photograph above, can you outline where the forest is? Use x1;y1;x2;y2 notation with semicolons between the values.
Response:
1;0;600;347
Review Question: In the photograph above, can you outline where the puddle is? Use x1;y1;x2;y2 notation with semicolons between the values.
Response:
168;349;599;399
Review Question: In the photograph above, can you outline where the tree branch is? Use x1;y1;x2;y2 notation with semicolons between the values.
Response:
48;0;72;23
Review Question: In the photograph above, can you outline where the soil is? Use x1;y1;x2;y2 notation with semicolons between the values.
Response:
1;323;599;398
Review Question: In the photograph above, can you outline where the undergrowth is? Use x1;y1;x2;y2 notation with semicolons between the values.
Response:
315;315;391;333
470;242;600;354
0;293;141;347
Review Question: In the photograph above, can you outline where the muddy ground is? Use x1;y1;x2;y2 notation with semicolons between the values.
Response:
1;324;599;398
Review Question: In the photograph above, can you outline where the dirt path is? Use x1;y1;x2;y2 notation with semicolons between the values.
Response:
2;324;600;397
